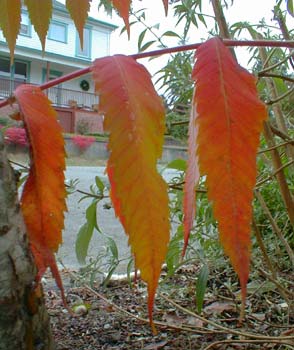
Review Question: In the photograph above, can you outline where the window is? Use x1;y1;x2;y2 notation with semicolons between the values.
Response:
0;58;10;77
76;27;91;59
20;12;31;36
48;21;67;43
0;57;28;81
14;62;28;80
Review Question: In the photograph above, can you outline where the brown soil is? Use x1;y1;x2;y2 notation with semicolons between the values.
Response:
45;268;294;350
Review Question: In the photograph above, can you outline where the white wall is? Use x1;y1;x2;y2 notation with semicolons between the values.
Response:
0;9;113;67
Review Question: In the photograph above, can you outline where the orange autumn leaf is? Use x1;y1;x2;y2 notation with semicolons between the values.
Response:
24;0;52;51
112;0;131;37
182;94;200;256
66;0;91;48
92;55;170;328
0;0;21;63
192;37;267;306
14;84;67;295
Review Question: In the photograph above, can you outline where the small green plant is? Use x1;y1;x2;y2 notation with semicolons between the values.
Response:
76;119;90;135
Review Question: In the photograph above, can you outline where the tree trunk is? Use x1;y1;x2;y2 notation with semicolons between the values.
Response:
0;135;55;350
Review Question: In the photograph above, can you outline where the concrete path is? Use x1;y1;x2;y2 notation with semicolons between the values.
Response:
57;166;180;275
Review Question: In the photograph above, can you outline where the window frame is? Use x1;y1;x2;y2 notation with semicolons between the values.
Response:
48;20;68;43
19;10;32;37
75;26;92;60
0;56;30;82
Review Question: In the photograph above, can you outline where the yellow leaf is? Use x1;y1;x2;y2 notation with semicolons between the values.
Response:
92;55;170;328
66;0;91;48
0;0;21;63
24;0;52;51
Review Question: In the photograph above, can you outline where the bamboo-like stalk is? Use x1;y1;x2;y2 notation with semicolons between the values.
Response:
255;190;294;268
254;32;294;170
262;122;294;226
252;219;277;279
211;0;237;61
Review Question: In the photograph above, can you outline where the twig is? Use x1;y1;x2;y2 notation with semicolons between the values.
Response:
8;159;29;169
258;53;294;74
262;122;294;226
259;72;294;83
83;285;221;334
261;47;278;69
270;124;292;141
266;85;294;105
255;159;294;187
203;339;294;350
257;268;292;299
255;190;294;268
159;292;294;341
258;140;294;154
252;219;277;279
258;73;294;83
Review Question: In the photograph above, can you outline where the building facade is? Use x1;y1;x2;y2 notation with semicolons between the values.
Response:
0;0;116;133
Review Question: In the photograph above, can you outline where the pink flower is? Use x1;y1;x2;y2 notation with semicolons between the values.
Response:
72;135;95;150
4;127;28;147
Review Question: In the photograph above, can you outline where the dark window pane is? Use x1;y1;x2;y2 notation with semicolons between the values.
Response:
0;58;10;74
14;62;27;80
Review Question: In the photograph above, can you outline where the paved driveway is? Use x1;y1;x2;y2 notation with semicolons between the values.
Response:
57;166;181;275
57;166;129;274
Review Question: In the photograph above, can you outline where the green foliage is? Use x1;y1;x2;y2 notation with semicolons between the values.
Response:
156;51;194;109
165;111;188;140
196;264;209;313
76;119;90;135
173;0;207;39
75;200;99;265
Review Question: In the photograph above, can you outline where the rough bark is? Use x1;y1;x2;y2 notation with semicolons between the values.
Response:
0;134;54;350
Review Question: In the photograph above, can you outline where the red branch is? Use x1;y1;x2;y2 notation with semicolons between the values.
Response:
0;39;293;109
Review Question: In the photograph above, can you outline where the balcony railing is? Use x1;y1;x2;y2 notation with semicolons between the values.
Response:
0;77;99;110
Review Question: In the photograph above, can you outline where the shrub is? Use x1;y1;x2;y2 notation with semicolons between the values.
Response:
76;119;90;135
0;117;10;127
4;127;28;147
72;135;95;150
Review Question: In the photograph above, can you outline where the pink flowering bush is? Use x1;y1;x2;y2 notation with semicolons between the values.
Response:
72;135;95;151
4;127;28;147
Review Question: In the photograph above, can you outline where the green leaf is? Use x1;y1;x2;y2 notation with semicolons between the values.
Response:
75;201;98;264
196;264;209;313
127;257;134;286
75;222;94;265
95;175;105;195
167;158;187;171
138;28;147;51
162;30;181;38
105;235;119;260
139;40;156;52
287;0;294;16
102;264;119;286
